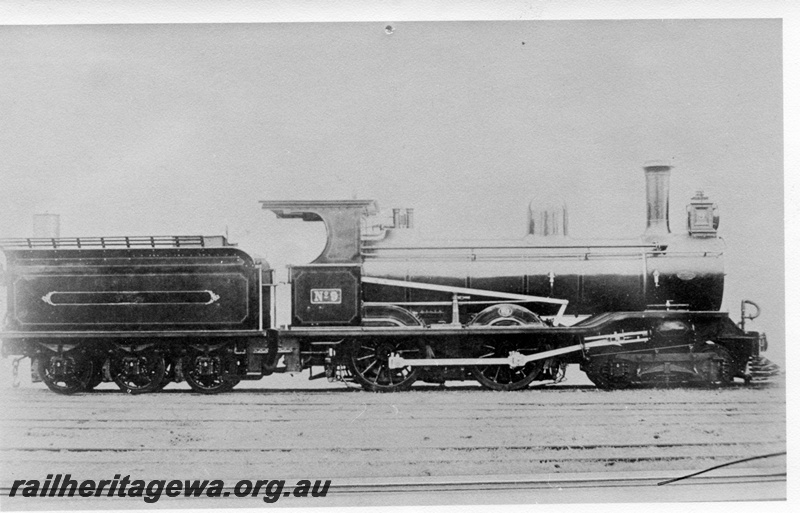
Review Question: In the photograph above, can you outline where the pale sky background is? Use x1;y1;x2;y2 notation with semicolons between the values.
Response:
0;18;785;364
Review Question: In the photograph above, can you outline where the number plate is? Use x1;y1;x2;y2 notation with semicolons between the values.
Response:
310;289;342;304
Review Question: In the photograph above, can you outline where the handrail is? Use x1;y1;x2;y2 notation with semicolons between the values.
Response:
363;243;667;251
361;249;723;262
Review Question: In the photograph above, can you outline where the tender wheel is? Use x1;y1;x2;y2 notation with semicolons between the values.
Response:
348;338;420;392
38;351;93;395
112;349;166;394
184;352;239;394
470;341;543;391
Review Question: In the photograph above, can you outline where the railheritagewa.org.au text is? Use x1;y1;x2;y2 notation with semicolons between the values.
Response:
8;474;331;503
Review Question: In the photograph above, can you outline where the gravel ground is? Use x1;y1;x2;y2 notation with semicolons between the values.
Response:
0;372;785;478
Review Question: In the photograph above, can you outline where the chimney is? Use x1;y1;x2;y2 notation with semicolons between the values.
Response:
643;161;671;241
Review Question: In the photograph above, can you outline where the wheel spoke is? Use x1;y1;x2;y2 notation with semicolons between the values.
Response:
362;359;377;375
471;340;542;391
348;340;419;392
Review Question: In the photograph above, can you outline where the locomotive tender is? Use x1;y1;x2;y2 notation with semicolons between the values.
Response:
0;163;779;394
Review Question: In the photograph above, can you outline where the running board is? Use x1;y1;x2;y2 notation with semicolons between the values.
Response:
388;331;650;369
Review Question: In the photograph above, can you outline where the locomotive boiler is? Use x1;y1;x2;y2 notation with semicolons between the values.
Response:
0;163;779;394
359;163;724;318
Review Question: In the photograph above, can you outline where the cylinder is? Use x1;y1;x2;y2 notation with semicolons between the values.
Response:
643;162;671;240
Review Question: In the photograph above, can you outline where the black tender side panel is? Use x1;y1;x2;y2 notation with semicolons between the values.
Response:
3;247;259;331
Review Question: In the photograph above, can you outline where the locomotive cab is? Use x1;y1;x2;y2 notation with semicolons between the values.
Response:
261;200;377;327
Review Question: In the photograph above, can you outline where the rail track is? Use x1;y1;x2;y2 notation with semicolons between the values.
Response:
0;372;786;507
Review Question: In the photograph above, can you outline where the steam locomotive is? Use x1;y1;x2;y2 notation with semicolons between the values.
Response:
0;163;779;394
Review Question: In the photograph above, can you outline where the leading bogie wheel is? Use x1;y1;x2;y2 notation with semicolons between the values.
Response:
348;338;420;392
584;356;635;390
699;345;735;386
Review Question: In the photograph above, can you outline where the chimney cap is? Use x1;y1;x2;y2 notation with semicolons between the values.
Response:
643;160;672;171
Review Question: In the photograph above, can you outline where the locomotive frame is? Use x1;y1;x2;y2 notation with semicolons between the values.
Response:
0;164;779;394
